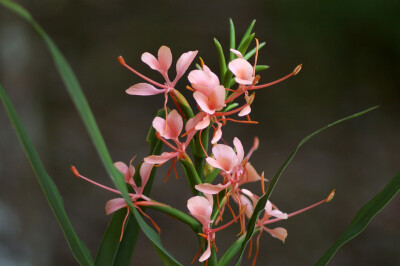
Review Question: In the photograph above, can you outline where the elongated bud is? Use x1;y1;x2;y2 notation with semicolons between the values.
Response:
253;137;260;150
326;189;335;202
252;75;260;85
293;64;302;75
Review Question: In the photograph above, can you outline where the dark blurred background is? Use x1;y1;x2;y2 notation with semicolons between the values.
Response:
0;0;399;265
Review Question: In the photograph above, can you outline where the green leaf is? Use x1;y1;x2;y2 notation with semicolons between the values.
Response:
244;42;266;60
180;155;202;195
237;20;256;49
316;171;400;266
214;38;227;80
237;33;255;56
229;18;236;61
113;215;140;266
204;168;221;184
255;65;269;72
217;234;246;266
0;84;94;266
234;106;379;266
131;207;183;266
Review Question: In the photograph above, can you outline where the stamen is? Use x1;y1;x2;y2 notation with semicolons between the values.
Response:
120;207;130;242
199;57;205;68
199;130;209;157
156;132;179;151
293;64;302;75
170;93;187;120
217;193;223;222
117;56;170;90
186;85;195;92
252;230;263;266
248;238;253;259
251;70;297;90
261;172;266;195
71;166;121;195
214;103;250;117
253;38;259;77
191;238;205;264
220;118;258;125
136;205;161;234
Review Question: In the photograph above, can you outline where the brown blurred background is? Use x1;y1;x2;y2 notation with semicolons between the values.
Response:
0;0;399;265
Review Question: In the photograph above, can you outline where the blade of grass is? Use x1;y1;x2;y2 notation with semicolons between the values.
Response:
316;171;400;266
234;106;379;266
0;84;94;266
237;33;255;56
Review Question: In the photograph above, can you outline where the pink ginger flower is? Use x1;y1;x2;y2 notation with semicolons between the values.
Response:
187;193;243;263
71;160;162;241
225;43;302;106
239;188;335;266
144;110;200;181
118;46;198;123
196;137;262;196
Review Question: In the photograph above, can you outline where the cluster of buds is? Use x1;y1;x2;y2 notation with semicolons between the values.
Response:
71;30;333;265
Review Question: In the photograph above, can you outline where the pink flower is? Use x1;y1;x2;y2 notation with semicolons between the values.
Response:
188;65;220;96
71;160;161;241
187;194;214;262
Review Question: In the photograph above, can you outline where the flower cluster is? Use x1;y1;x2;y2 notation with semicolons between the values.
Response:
72;30;333;265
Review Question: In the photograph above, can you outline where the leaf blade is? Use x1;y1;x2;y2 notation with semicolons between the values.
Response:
316;171;400;265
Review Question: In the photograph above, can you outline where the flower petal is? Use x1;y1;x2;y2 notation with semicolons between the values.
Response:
195;113;210;130
144;152;179;165
230;48;244;59
193;91;215;114
158;45;172;73
114;161;131;183
126;83;166;96
211;122;222;144
238;105;251;117
195;183;226;194
105;198;127;215
241;162;261;184
188;65;220;96
199;240;212;262
166;109;183;140
187;196;212;228
141;52;161;71
265;227;288;243
229;58;254;85
209;144;238;173
152;117;166;135
233;137;244;163
175;50;198;83
139;162;153;190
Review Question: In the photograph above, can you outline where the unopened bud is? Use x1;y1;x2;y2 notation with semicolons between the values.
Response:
199;57;205;68
253;137;260;150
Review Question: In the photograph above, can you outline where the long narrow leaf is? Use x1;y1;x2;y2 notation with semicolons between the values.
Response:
131;207;183;266
214;38;227;80
0;1;183;264
229;18;236;61
238;20;256;49
316;171;400;265
234;106;379;265
0;84;94;266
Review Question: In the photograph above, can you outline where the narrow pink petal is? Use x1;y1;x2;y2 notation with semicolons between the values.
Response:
175;50;198;83
114;161;131;183
211;122;222;144
157;46;172;73
187;196;212;228
199;240;212;262
144;152;178;165
195;113;210;130
238;105;251;117
233;137;244;163
126;83;166;96
166;109;183;140
195;183;226;194
141;52;161;71
242;162;261;184
139;162;153;190
152;117;166;135
266;201;288;219
105;198;127;215
230;48;244;59
193;91;215;114
239;194;254;218
265;227;288;242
